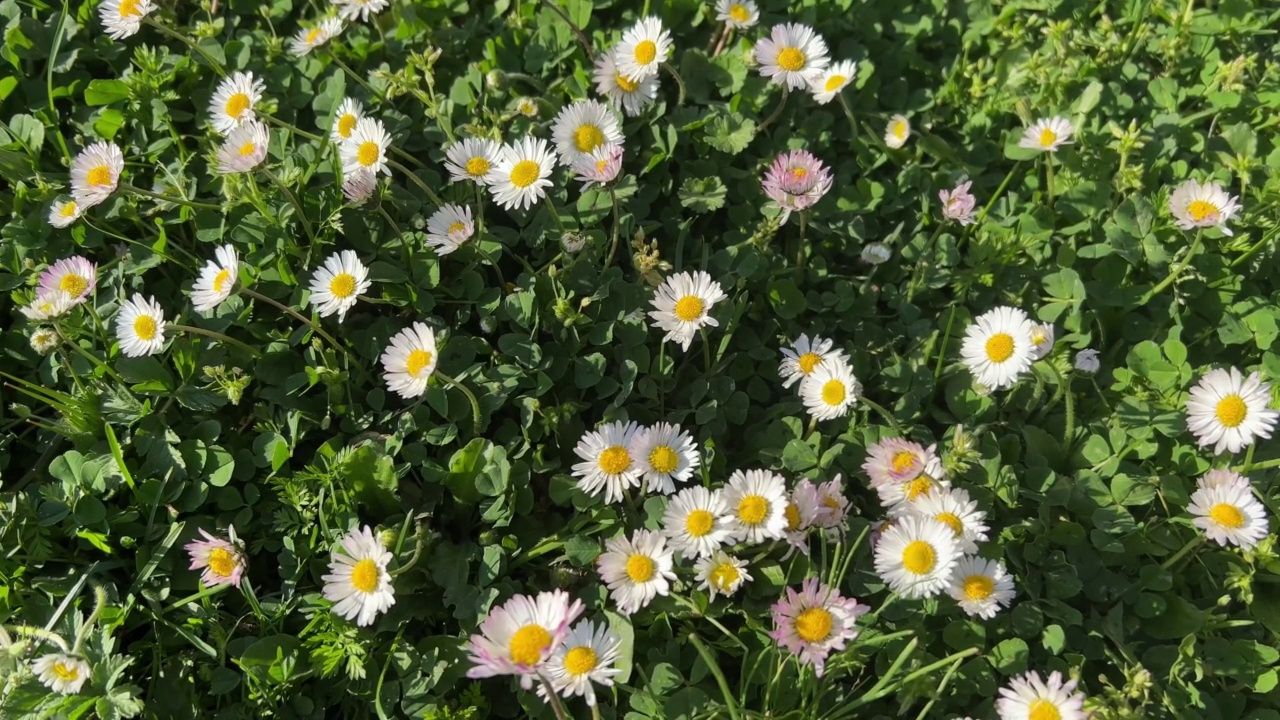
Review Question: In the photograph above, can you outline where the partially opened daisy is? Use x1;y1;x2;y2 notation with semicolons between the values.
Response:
1029;323;1055;361
466;590;584;688
799;358;861;421
70;141;124;207
192;245;239;313
307;250;371;321
810;59;856;104
716;0;759;29
184;526;246;588
341;117;392;177
1018;116;1074;153
444;137;500;184
1184;367;1278;455
542;620;622;707
884;114;911;149
948;556;1016;619
770;578;869;677
99;0;154;40
216;119;269;174
115;294;166;357
647;270;728;352
593;48;660;117
572;420;643;503
21;291;77;321
695;550;752;600
342;170;378;205
722;469;789;544
425;204;475;256
597;529;676;615
873;515;960;599
488;137;555;211
32;653;90;695
290;17;343;56
909;487;989;554
862;438;938;489
754;23;829;90
209;71;266;136
331;0;389;22
632;421;699;494
761;149;833;224
1187;480;1269;549
782;480;822;556
615;16;672;82
940;180;977;225
322;525;395;627
551;100;623;167
1168;179;1242;236
996;671;1088;720
38;256;97;303
662;486;732;559
572;143;624;190
813;475;851;531
1199;468;1250;491
380;322;438;399
960;306;1036;390
48;198;82;228
779;334;848;389
331;97;364;144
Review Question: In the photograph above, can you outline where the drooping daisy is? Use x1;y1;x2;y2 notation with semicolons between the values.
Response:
572;420;643;503
778;334;848;389
593;48;661;117
48;198;82;228
443;137;500;185
37;256;97;303
716;0;759;30
551;100;623;167
960;306;1036;391
662;486;732;559
769;578;869;677
543;620;622;707
695;550;751;600
70;141;124;207
614;16;672;82
754;23;829;90
191;244;239;313
947;556;1016;619
1198;468;1250;491
910;487;989;554
330;0;389;23
647;270;728;352
1074;349;1101;374
321;525;395;627
341;117;392;177
799;358;861;421
216;119;269;174
1187;480;1269;549
597;529;676;615
782;479;822;556
1018;116;1074;153
813;474;850;531
873;515;960;599
466;590;584;688
331;97;365;144
208;72;266;136
184;526;246;588
115;294;166;357
884;114;911;149
722;468;789;545
20;291;77;321
632;422;699;495
425;204;475;256
1168;179;1242;236
307;250;371;321
862;437;935;488
1185;367;1278;455
380;322;438;399
939;180;977;225
809;59;856;104
572;143;624;190
761;149;833;224
996;671;1088;720
290;17;343;56
1028;323;1055;362
488;136;555;211
31;654;90;695
99;0;154;40
342;169;378;205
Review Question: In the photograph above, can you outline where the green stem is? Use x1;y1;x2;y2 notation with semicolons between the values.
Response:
537;0;595;60
144;18;226;77
262;114;324;143
700;328;713;374
1240;456;1280;473
662;62;687;106
933;305;958;380
386;158;445;206
544;196;567;233
1045;154;1055;207
687;632;743;720
756;87;789;135
123;183;224;211
837;93;859;142
58;329;127;383
1141;229;1204;303
435;370;483;434
389;523;427;577
859;397;901;432
169;323;262;357
261;168;317;245
975;160;1023;225
794;210;808;283
1160;535;1203;569
906;222;946;302
540;673;572;720
604;187;621;268
1229;228;1277;268
163;583;230;613
241;287;351;359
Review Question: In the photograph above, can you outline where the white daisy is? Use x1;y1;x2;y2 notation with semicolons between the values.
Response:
1198;468;1251;491
571;420;643;503
782;479;822;556
799;358;861;421
48;198;82;228
425;204;475;256
466;591;584;689
70;141;124;208
1029;322;1055;361
996;671;1088;720
647;270;728;352
342;169;378;205
114;294;166;357
812;474;851;531
695;550;752;600
947;556;1016;619
1187;481;1269;550
1018;116;1074;153
722;468;789;545
444;137;501;184
632;421;699;494
21;291;77;321
779;334;849;389
331;97;365;144
873;515;960;599
1168;179;1242;236
380;322;438;399
960;306;1036;391
878;471;952;512
551;100;624;167
191;244;239;313
306;250;371;321
290;17;343;56
31;653;90;695
216;119;269;174
99;0;154;39
597;529;676;615
322;525;394;626
593;48;661;117
662;486;732;559
909;487;989;554
208;71;266;136
884;114;911;149
543;620;622;707
753;23;830;90
614;16;672;82
330;0;389;23
809;59;856;104
341;117;392;177
1185;367;1279;455
572;143;624;190
715;0;759;29
487;136;555;211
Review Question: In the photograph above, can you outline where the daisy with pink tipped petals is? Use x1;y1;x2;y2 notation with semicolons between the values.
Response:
813;474;851;531
38;256;97;304
761;149;833;224
467;590;585;689
770;578;869;676
185;526;246;588
940;180;977;225
572;143;624;190
862;437;936;488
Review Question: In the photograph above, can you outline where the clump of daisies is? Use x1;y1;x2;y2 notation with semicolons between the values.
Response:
777;334;860;422
572;419;701;503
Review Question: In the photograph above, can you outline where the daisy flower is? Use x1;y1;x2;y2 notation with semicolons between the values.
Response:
947;556;1016;619
615;16;672;82
551;100;623;167
70;141;124;207
593;48;660;117
996;671;1088;720
910;487;989;554
216;119;269;174
960;305;1036;390
425;204;475;256
572;143;624;190
1185;367;1278;455
184;526;246;588
1018;116;1074;153
799;358;861;421
21;291;77;321
341;117;392;177
38;256;96;303
597;529;676;615
809;59;856;104
115;294;166;357
488;136;555;211
873;515;960;599
716;0;759;30
1198;468;1250;491
543;620;622;707
1074;349;1101;374
769;578;869;677
466;590;584;688
861;242;892;264
782;479;822;556
342;169;378;205
48;198;82;228
572;420;643;503
632;421;699;494
30;328;60;354
331;0;389;23
879;472;951;512
1187;480;1269;549
761;149;833;224
31;654;90;695
331;97;365;144
208;71;266;136
99;0;153;40
694;551;751;601
884;114;911;149
662;486;732;559
754;23;829;90
722;468;789;544
940;180;977;225
813;474;850;531
444;137;500;184
647;270;728;352
380;322;438;399
290;17;343;56
191;244;239;313
1168;179;1241;236
779;334;848;389
307;250;371;321
322;525;395;627
862;437;935;488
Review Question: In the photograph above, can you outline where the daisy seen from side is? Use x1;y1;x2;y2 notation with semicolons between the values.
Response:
191;244;239;313
862;437;936;488
216;119;269;174
722;468;789;545
48;198;82;228
115;294;166;357
647;270;728;352
425;204;475;256
761;149;833;225
70;141;124;207
1019;116;1074;153
909;486;989;554
1030;323;1055;361
813;474;851;531
290;17;343;55
873;515;960;599
343;170;377;205
572;143;624;190
331;97;365;144
32;654;91;695
947;556;1016;619
1184;367;1278;455
884;114;911;148
209;72;266;136
488;137;556;211
716;0;758;29
597;529;676;615
662;485;732;559
1198;468;1251;491
940;180;977;225
960;305;1036;390
21;291;77;321
782;479;822;556
99;0;154;40
467;590;584;688
380;322;439;399
571;420;643;503
184;526;247;588
321;525;395;627
754;23;830;90
810;59;856;104
769;578;870;677
1168;178;1241;236
307;250;371;321
331;0;389;23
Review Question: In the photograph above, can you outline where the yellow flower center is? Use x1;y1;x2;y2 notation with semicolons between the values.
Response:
893;120;908;139
1209;502;1245;529
598;446;631;475
238;142;257;157
329;273;357;299
350;558;380;592
1186;199;1220;222
728;3;749;21
963;574;994;601
119;0;141;17
823;74;847;92
133;315;157;341
790;167;808;181
213;268;232;293
208;546;238;577
596;159;609;173
793;607;832;643
59;202;79;218
508;624;551;666
1215;394;1247;428
615;72;640;92
777;47;806;72
1038;128;1058;147
904;476;936;501
60;274;89;296
737;495;768;526
890;451;918;475
305;27;322;43
935;512;964;536
685;509;714;537
509;159;541;188
821;379;846;406
406;349;433;377
796;352;822;374
710;561;740;590
673;295;704;322
225;92;251;119
823;496;840;510
337;114;358;138
357;141;381;167
1028;699;1062;720
52;662;80;681
573;124;605;153
563;646;598;676
784;502;801;531
447;221;467;236
985;332;1015;363
87;165;112;187
901;540;936;575
633;39;657;65
649;445;679;474
625;553;655;582
465;156;490;177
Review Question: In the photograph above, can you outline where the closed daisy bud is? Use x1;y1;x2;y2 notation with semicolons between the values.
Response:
939;180;977;225
754;23;830;90
593;48;660;117
769;578;869;677
115;293;166;357
1185;367;1279;455
30;327;60;354
342;169;378;205
615;16;672;82
597;529;676;615
341;117;392;177
1018;116;1074;153
996;671;1088;720
216;119;269;174
48;198;82;228
695;550;752;600
860;241;892;264
70;142;124;208
425;204;475;256
208;72;266;136
1198;468;1250;491
813;474;851;532
572;143;624;190
21;291;77;321
290;17;343;56
761;149;833;225
380;322;438;399
31;653;90;695
99;0;154;39
1073;349;1100;374
322;525;395;626
307;250;371;321
1168;178;1241;236
552;100;623;167
884;114;911;149
331;97;365;144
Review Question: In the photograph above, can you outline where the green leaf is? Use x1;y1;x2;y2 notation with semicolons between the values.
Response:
678;176;727;214
84;79;132;106
703;112;755;154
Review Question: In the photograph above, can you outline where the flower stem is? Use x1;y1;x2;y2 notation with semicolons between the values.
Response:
756;87;790;135
794;210;809;283
975;160;1023;225
712;23;733;57
687;632;743;720
859;396;901;433
326;50;385;103
662;62;687;106
58;328;127;383
1141;229;1204;303
386;158;445;206
537;0;595;60
544;196;567;233
934;304;957;380
1045;154;1056;207
837;93;859;142
123;182;224;211
262;114;324;143
905;223;946;302
144;18;226;77
241;286;349;357
700;328;713;375
260;167;317;245
604;187;621;268
539;673;572;720
169;323;261;357
435;369;484;434
1160;535;1203;570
